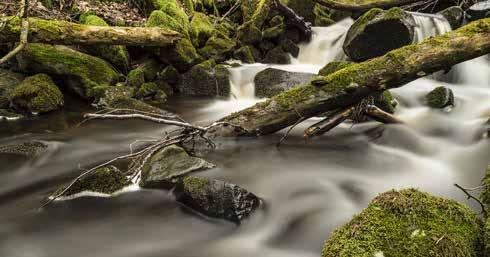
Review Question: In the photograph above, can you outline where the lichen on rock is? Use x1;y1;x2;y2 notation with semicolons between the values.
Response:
322;188;483;257
139;144;215;188
59;165;130;196
190;12;214;47
425;86;454;109
9;74;64;114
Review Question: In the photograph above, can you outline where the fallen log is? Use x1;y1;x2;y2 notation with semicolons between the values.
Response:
315;0;423;11
0;17;181;46
210;18;490;137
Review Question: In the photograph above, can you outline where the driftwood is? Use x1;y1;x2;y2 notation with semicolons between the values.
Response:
0;17;181;46
209;18;490;137
315;0;425;11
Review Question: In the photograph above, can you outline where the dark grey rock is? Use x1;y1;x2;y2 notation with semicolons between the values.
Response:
0;69;25;109
439;6;464;29
263;46;291;64
177;60;230;97
254;68;314;97
425;86;454;108
466;0;490;21
175;176;261;223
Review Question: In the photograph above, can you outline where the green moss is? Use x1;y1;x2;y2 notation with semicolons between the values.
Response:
263;46;290;64
425;86;454;108
9;74;63;114
480;166;490;209
159;65;181;85
17;44;119;99
135;82;168;103
190;12;214;47
100;85;167;114
322;189;483;257
199;34;237;60
146;10;190;39
60;166;130;196
318;61;353;76
126;68;146;88
375;90;397;113
157;38;201;72
182;176;210;200
313;4;335;26
233;46;255;63
0;68;25;109
126;59;163;89
485;218;490;256
80;15;130;73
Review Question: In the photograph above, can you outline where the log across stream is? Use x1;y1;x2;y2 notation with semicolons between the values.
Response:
0;15;489;257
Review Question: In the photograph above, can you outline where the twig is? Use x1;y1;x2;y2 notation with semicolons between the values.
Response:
276;117;306;149
454;183;487;216
0;0;29;65
220;0;240;22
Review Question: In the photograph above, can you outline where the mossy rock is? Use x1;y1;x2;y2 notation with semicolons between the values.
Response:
190;12;214;48
254;68;314;98
59;165;130;196
146;1;190;37
9;74;64;114
263;46;291;64
159;65;181;86
0;68;25;109
80;14;130;73
374;90;397;114
233;46;255;64
318;61;353;76
140;144;215;188
0;109;24;120
485;218;490;256
126;58;164;89
135;82;168;103
0;141;48;158
16;44;119;100
199;34;237;61
263;16;285;40
282;0;316;23
314;4;335;26
156;38;202;72
322;188;483;257
281;39;300;58
343;8;415;61
241;0;272;28
174;175;261;223
99;85;170;115
177;59;230;96
425;86;454;109
439;6;464;29
480;166;490;208
236;22;263;45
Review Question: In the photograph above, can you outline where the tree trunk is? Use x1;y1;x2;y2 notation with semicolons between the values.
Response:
209;18;490;137
0;17;181;46
315;0;422;11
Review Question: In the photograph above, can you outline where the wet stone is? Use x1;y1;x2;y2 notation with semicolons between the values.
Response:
425;86;454;109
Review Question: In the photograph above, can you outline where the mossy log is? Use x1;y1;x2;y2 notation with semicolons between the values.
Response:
0;17;181;46
210;18;490;137
315;0;422;11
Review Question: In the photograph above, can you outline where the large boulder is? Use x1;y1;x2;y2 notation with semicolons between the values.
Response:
322;189;482;257
139;144;215;188
466;0;490;21
146;1;191;38
9;74;64;114
439;6;465;29
254;68;314;98
0;69;25;109
177;60;230;96
190;12;214;47
174;175;261;223
58;165;130;196
343;8;415;61
80;14;130;73
16;44;120;99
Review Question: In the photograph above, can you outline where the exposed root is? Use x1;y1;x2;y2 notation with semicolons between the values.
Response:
454;183;487;217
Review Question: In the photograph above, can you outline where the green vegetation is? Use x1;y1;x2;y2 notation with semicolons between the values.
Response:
9;74;63;113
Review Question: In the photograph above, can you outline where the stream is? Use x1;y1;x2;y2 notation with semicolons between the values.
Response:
0;15;489;257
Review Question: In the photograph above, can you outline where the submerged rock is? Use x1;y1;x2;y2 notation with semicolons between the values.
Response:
322;189;483;257
439;6;464;29
425;86;454;108
16;44;120;99
174;176;261;223
9;74;64;114
0;141;48;158
343;8;415;61
254;68;314;97
80;14;130;73
466;1;490;21
60;165;130;196
140;144;215;188
0;68;25;109
177;60;230;96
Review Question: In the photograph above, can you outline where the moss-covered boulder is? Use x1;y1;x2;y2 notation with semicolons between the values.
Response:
318;61;353;76
99;85;170;115
0;69;25;109
314;4;335;26
281;39;300;58
59;165;130;196
322;189;483;257
263;15;285;40
126;58;164;89
190;12;214;47
199;34;237;61
374;90;397;114
233;45;255;63
146;2;190;38
263;46;291;64
254;68;314;98
16;44;120;99
9;74;64;114
236;22;263;45
425;86;454;109
174;175;261;223
177;59;230;96
159;65;181;86
139;144;215;188
80;14;130;73
439;6;465;29
283;0;316;23
480;166;490;208
343;8;415;61
0;141;48;158
134;82;168;103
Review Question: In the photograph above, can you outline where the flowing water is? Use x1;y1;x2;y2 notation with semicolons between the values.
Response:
1;15;489;257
